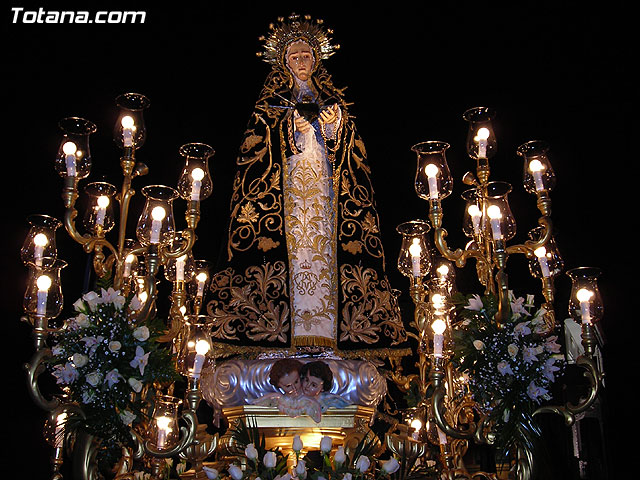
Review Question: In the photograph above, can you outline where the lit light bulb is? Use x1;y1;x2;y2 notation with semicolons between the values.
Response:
487;205;503;240
150;206;166;244
190;167;205;201
424;163;439;200
33;233;49;266
577;288;594;324
121;115;135;147
408;238;422;277
95;195;109;226
529;159;545;191
534;246;551;278
475;127;490;159
63;141;77;177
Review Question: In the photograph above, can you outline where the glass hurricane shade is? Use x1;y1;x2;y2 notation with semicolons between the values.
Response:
177;315;213;378
113;93;150;150
188;260;211;298
567;267;603;324
396;220;431;278
527;226;564;279
21;214;62;265
23;257;67;319
411;141;453;201
83;182;117;234
518;140;556;194
136;185;178;246
164;232;196;282
54;117;96;179
463;107;497;160
148;395;181;450
176;143;214;202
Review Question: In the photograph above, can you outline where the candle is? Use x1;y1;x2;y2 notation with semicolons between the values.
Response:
55;412;67;448
123;254;135;278
192;339;210;378
476;127;490;159
190;168;205;201
36;274;51;316
468;204;482;235
33;233;48;266
534;246;551;277
431;317;447;357
424;163;439;200
121;116;135;147
487;205;503;241
529;159;545;192
155;416;172;449
150;206;166;244
576;288;593;324
196;272;208;297
95;195;109;227
408;238;422;277
63;141;77;177
175;255;186;282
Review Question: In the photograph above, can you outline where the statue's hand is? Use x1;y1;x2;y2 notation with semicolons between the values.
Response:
319;104;339;125
294;111;312;133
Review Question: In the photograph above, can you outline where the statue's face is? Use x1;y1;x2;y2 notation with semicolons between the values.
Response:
277;370;301;395
302;374;324;397
286;41;314;81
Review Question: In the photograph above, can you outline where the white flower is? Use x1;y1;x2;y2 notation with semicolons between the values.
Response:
334;445;346;465
507;343;519;357
278;474;292;480
81;388;95;403
75;313;90;328
544;335;561;353
473;340;485;351
101;287;126;309
292;434;303;452
105;368;122;388
52;345;64;356
320;435;332;453
356;455;370;473
82;291;100;311
513;322;531;337
85;371;102;386
202;466;218;479
130;346;150;375
543;357;561;381
497;361;513;376
228;464;243;480
510;295;530;318
244;443;258;460
109;341;122;353
129;295;143;312
73;297;87;312
527;381;548;401
295;459;307;478
342;474;353;480
133;326;150;342
382;457;400;474
465;294;483;311
52;362;78;384
522;345;544;363
128;377;143;393
263;451;277;468
72;353;89;368
119;409;136;425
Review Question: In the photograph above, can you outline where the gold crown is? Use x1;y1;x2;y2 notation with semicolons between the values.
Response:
257;13;340;67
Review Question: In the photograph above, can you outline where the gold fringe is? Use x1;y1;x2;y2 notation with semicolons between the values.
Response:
292;335;337;348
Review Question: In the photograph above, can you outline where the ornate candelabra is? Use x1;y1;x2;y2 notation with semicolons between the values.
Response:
20;93;218;480
395;107;606;479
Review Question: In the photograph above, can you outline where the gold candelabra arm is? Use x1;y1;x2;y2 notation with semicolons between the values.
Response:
565;354;603;414
162;228;196;261
24;347;60;411
430;358;475;440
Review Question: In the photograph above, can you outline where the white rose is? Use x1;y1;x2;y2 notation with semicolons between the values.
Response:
342;474;352;480
244;443;258;460
292;434;303;452
356;455;370;473
334;446;346;465
202;466;218;479
119;409;136;425
263;451;277;468
133;326;150;341
85;371;102;386
473;340;485;351
75;313;90;327
295;459;306;477
382;457;400;474
72;353;89;368
109;341;122;352
228;464;243;480
320;435;332;453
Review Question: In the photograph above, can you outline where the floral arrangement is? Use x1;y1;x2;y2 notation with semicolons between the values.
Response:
451;292;564;453
48;287;178;467
214;420;406;480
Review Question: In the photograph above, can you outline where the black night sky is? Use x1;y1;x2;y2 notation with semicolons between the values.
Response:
2;2;631;478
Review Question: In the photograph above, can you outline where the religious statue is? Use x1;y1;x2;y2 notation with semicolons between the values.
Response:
205;14;409;360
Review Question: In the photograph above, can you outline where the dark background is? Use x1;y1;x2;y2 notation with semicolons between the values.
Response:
3;1;631;478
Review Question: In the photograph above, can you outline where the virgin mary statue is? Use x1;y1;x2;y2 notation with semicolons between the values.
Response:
206;14;409;360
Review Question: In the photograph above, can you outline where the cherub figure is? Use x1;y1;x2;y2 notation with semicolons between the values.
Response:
269;358;303;395
300;361;351;412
